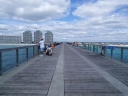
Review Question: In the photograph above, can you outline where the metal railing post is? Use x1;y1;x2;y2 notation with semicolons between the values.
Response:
26;48;28;61
100;45;102;54
38;45;40;55
96;46;98;53
0;52;2;75
111;49;113;59
90;45;91;51
33;46;35;58
121;48;123;62
84;44;85;49
16;49;19;66
104;46;106;56
92;45;93;52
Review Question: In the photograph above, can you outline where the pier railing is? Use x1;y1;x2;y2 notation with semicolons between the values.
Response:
81;43;128;64
0;45;40;75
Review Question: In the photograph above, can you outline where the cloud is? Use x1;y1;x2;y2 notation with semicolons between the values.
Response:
0;0;128;42
0;17;128;42
0;24;9;30
0;0;70;21
29;24;40;29
73;0;128;18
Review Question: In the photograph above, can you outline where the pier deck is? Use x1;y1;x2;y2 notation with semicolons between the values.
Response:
0;43;128;96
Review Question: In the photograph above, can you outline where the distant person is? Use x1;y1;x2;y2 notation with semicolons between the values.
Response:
51;44;55;50
39;38;44;57
74;41;77;46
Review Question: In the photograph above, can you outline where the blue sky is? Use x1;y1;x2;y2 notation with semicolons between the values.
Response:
0;0;128;42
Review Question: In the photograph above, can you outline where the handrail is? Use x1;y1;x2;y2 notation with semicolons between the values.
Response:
0;45;38;52
0;45;40;75
83;43;128;63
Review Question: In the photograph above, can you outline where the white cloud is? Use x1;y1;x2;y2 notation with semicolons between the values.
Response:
0;17;128;42
0;0;70;21
18;26;25;30
0;0;128;42
73;0;128;18
0;24;9;30
29;24;40;29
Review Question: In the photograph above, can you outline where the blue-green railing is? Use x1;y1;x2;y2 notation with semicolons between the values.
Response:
83;44;128;64
0;45;39;75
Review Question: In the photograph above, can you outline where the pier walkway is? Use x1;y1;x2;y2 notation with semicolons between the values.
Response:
0;43;128;96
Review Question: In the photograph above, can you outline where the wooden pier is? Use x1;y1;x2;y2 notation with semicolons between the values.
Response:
0;43;128;96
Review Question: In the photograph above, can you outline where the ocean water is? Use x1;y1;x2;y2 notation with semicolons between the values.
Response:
0;44;38;73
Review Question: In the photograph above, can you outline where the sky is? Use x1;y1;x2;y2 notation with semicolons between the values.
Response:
0;0;128;42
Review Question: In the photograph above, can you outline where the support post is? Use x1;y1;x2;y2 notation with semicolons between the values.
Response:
26;48;28;61
111;49;113;59
16;49;19;66
33;46;35;58
121;48;123;62
0;52;2;75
